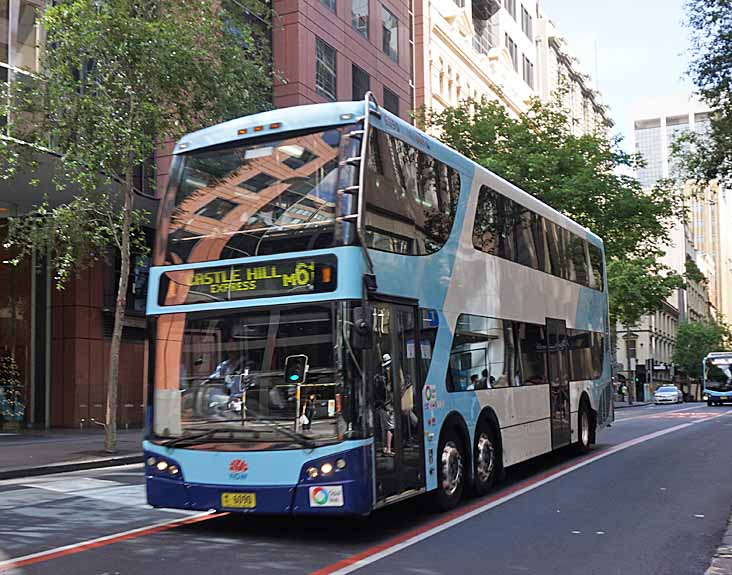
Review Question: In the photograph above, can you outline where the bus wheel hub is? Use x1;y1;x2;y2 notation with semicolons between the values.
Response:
476;433;494;483
440;441;463;495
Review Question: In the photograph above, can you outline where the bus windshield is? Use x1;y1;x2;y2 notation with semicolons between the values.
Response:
152;303;351;445
160;125;359;265
705;357;732;392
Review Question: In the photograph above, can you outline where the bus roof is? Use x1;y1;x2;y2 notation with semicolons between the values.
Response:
173;100;604;248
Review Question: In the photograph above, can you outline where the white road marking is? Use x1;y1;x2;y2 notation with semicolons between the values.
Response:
22;478;122;493
325;409;732;575
615;405;701;423
0;464;142;488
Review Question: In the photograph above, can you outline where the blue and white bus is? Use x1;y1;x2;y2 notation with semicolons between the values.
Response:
703;352;732;406
144;94;613;515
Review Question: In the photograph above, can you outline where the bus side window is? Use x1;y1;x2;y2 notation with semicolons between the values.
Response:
519;323;547;385
588;243;604;291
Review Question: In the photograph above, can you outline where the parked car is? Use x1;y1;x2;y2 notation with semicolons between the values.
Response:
654;385;683;404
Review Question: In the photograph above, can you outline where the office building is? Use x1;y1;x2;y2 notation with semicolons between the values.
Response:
272;0;413;119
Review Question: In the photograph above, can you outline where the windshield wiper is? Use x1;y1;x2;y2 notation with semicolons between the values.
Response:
161;419;316;450
161;428;236;448
243;405;316;449
161;428;266;447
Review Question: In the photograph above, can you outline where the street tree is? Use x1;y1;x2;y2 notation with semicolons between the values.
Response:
673;320;732;379
675;0;732;181
0;0;271;451
422;97;686;326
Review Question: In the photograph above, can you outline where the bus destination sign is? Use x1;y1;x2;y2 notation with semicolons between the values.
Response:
159;255;337;306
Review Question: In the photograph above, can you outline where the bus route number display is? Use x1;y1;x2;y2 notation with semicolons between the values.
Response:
159;255;337;306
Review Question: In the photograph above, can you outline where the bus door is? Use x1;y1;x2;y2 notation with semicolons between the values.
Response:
368;300;424;502
546;318;571;449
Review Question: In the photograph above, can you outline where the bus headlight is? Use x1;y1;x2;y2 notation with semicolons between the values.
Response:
320;462;334;475
306;467;319;479
146;456;157;467
335;458;347;470
703;394;709;400
156;461;169;472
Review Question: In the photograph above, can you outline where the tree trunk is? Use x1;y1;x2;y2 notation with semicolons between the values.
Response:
105;181;134;453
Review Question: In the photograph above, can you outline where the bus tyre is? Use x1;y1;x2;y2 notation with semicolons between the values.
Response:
473;424;499;497
575;401;592;454
435;429;465;511
708;399;713;407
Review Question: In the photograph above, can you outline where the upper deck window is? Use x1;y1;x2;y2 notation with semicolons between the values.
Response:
161;125;358;265
472;185;604;291
363;128;461;255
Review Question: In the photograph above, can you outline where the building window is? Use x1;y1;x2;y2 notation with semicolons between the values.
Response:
382;6;398;63
383;87;399;115
315;38;337;101
320;0;336;13
504;0;516;19
505;34;518;71
351;0;369;38
352;64;370;100
521;5;532;40
16;1;41;73
522;54;534;88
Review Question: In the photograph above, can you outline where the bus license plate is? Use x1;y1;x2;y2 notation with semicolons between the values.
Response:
221;492;256;509
721;396;727;400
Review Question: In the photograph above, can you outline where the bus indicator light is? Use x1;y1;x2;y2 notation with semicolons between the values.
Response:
253;125;264;132
237;128;248;135
321;267;332;284
269;123;282;129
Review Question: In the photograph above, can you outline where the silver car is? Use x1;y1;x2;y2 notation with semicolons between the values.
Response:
654;385;683;404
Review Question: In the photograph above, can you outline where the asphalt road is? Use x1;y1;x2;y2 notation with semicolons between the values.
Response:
1;402;731;575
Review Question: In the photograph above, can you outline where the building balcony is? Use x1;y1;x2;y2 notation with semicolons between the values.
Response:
471;0;500;20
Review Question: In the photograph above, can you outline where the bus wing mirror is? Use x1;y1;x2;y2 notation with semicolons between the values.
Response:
351;306;373;350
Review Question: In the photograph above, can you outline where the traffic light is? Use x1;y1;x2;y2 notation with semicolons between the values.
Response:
351;306;373;350
284;355;308;384
635;365;647;385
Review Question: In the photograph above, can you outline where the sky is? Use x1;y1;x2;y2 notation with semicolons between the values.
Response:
539;0;693;151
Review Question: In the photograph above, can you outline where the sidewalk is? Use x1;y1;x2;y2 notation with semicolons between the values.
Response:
706;509;732;574
614;400;652;409
0;428;144;480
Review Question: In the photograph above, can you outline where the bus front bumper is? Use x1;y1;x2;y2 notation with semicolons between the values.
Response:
704;391;732;402
144;442;373;516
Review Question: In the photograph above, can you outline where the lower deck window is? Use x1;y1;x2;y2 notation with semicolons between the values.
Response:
447;314;604;392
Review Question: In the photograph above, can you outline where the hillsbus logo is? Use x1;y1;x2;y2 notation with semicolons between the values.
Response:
228;459;249;480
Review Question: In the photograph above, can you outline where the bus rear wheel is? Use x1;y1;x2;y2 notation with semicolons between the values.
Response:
435;429;465;511
473;424;499;496
575;401;592;454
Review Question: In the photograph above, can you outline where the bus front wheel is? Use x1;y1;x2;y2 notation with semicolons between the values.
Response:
435;429;465;511
473;424;499;496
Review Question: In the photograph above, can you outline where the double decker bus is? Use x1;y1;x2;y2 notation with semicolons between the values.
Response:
144;94;613;515
703;352;732;406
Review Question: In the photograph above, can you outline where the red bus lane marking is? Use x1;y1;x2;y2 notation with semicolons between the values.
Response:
312;410;732;575
0;512;227;573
